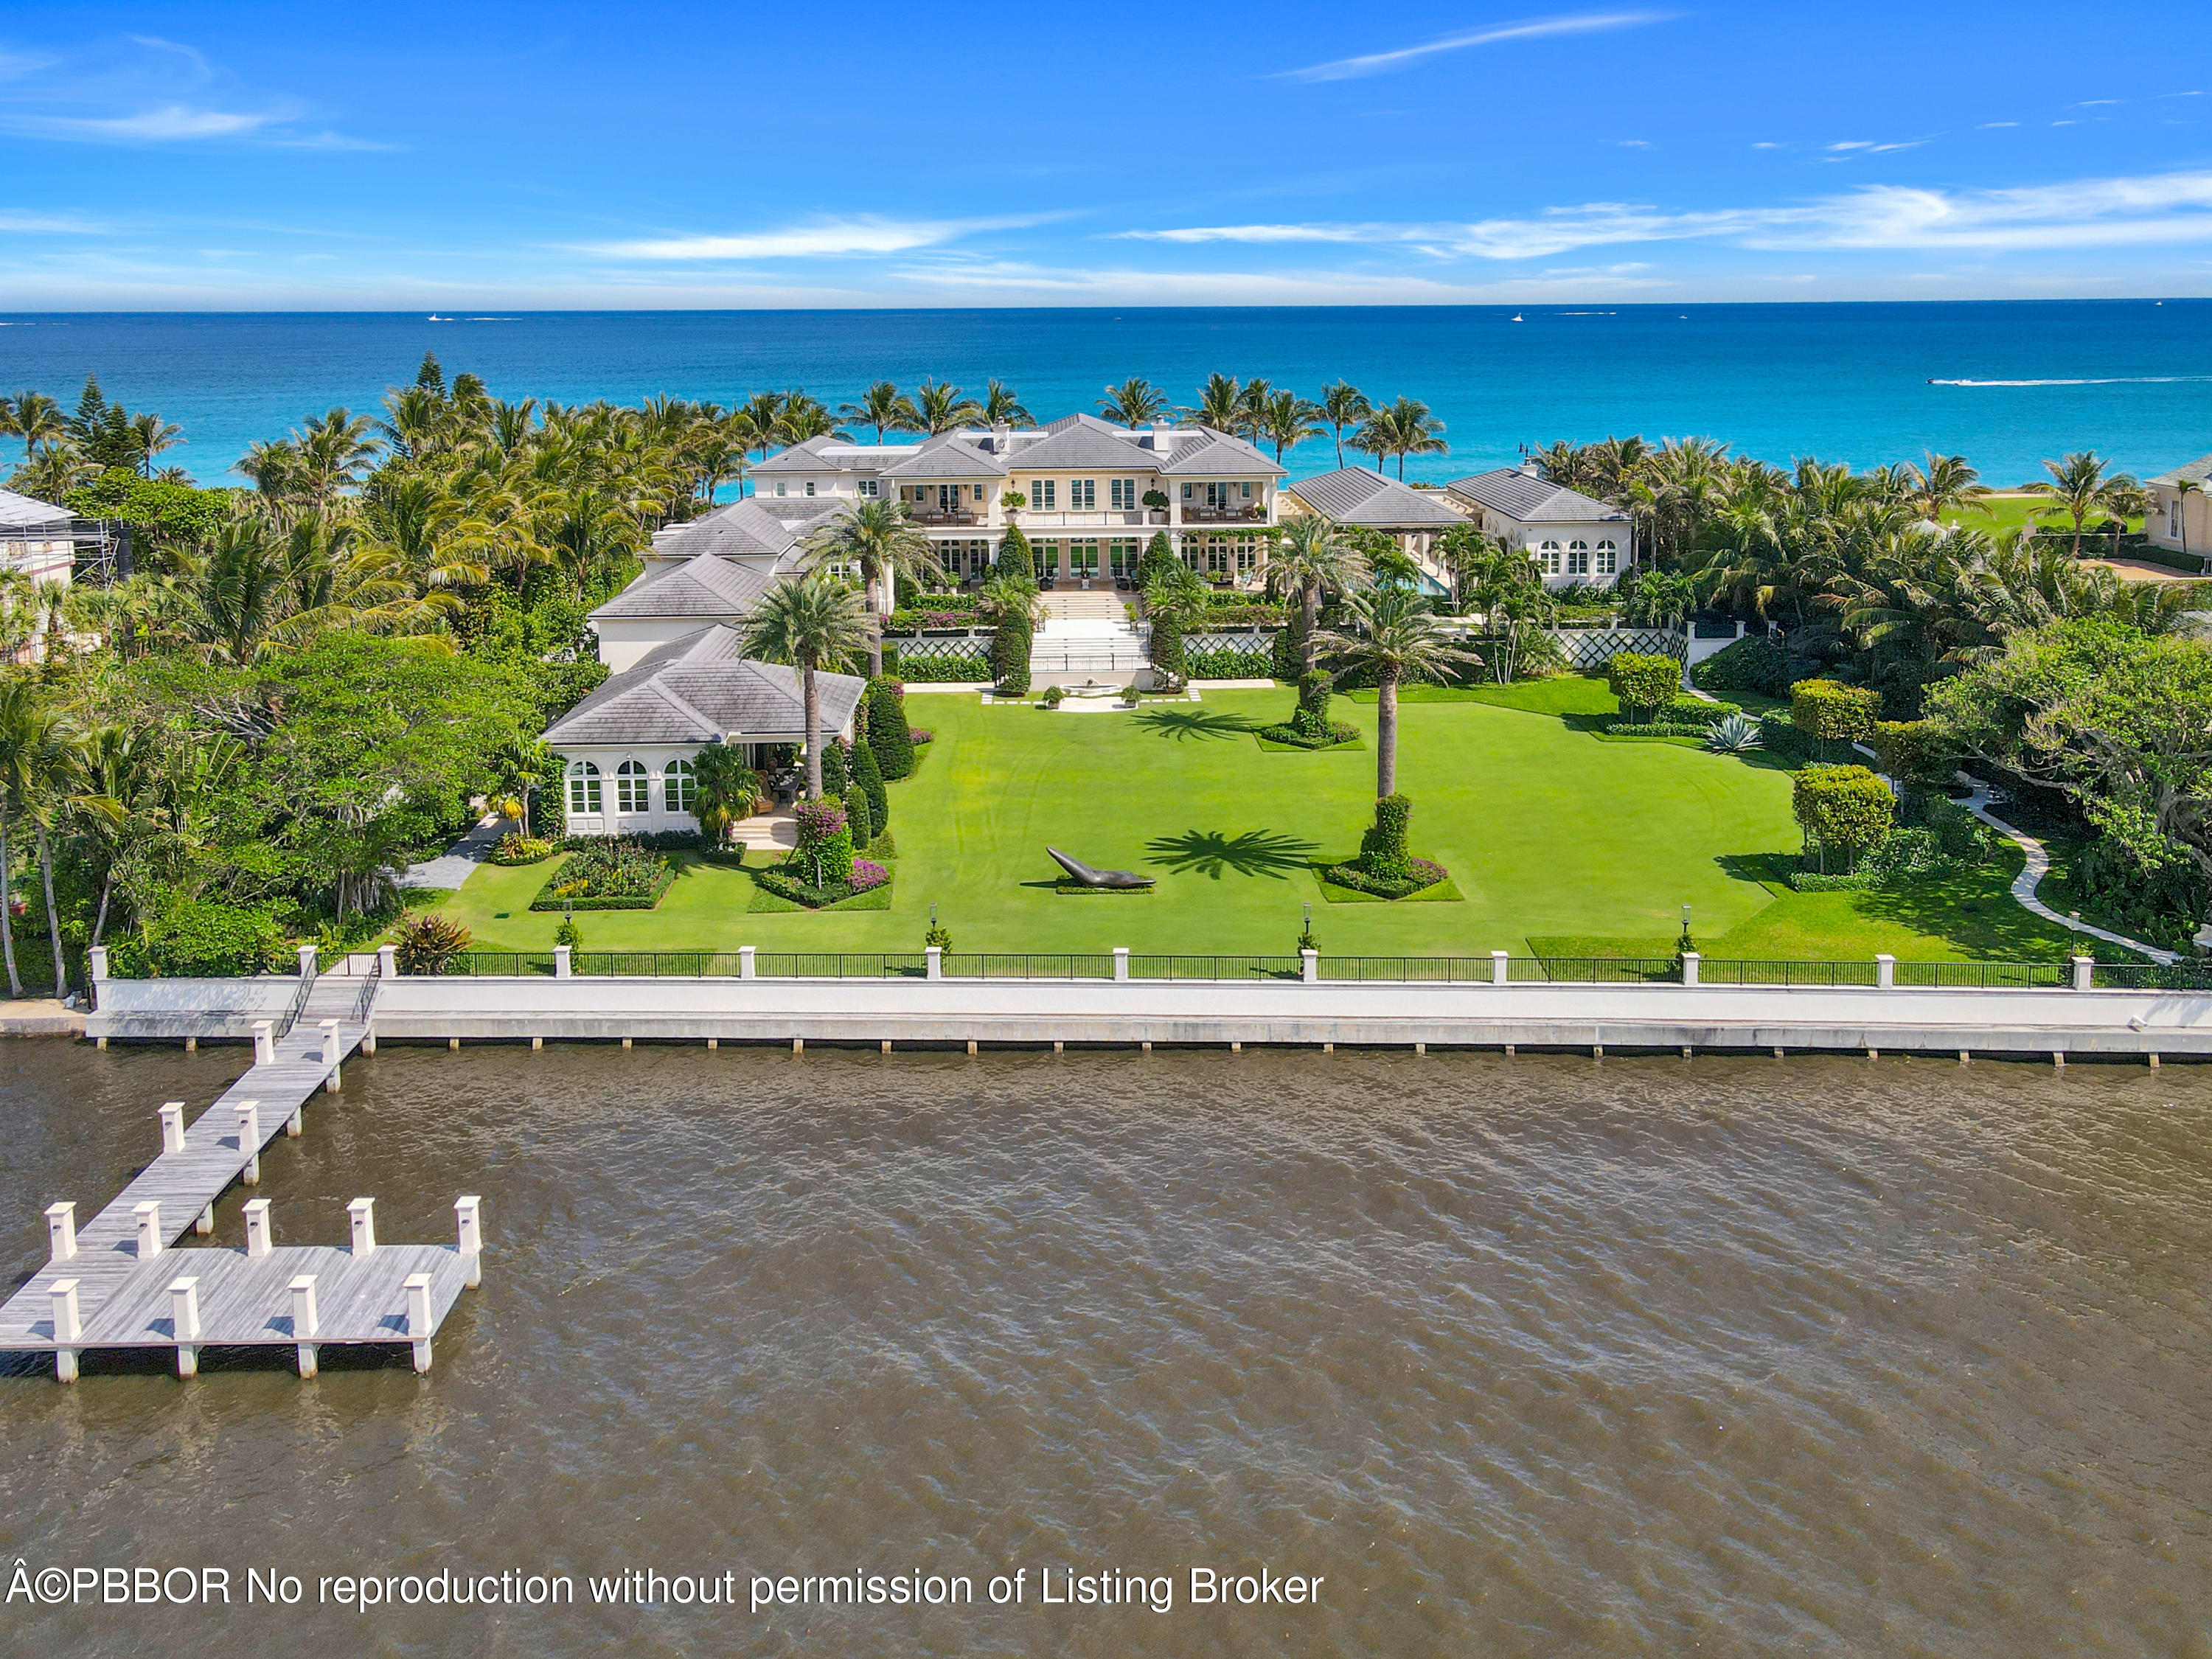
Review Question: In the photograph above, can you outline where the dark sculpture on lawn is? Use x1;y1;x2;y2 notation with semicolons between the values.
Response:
1048;846;1155;890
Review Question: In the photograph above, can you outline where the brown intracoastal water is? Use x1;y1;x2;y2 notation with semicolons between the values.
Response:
1;1038;2206;1657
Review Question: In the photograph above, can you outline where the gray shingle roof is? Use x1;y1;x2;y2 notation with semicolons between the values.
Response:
1287;467;1464;528
590;554;771;622
544;627;866;747
1158;428;1285;478
1447;467;1627;524
0;489;69;530
1001;413;1157;473
879;432;1009;479
751;435;899;475
2151;451;2212;487
649;498;841;560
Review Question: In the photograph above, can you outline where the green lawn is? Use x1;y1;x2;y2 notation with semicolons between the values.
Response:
432;678;2091;962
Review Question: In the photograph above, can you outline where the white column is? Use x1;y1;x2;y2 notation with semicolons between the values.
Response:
739;945;756;980
2071;954;2094;992
554;945;572;978
348;1197;377;1257
1875;953;1896;990
1680;950;1700;987
235;1100;261;1184
1113;947;1130;982
243;1197;273;1258
377;942;397;978
405;1273;435;1374
134;1201;162;1260
88;945;108;984
45;1201;76;1263
456;1195;484;1288
159;1102;187;1155
169;1277;201;1378
298;944;319;981
1492;950;1510;986
321;1018;341;1093
251;1020;274;1066
50;1279;82;1382
926;945;942;980
1301;949;1318;984
290;1275;319;1378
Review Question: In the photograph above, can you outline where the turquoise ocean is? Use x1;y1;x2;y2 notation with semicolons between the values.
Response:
2;300;2208;489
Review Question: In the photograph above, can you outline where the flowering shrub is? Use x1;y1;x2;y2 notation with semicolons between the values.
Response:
851;859;888;892
488;832;555;865
909;728;933;745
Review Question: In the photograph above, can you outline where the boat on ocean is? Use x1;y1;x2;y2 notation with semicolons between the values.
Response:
1511;313;1523;322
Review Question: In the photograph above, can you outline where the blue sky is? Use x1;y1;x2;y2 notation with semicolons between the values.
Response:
3;1;2210;308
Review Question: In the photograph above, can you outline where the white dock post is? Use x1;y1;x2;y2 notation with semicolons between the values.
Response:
134;1201;162;1260
243;1197;273;1258
348;1197;377;1256
88;945;108;984
2071;954;2094;992
50;1279;81;1382
554;944;572;978
406;1273;436;1373
362;1021;376;1057
290;1276;320;1377
169;1277;201;1377
320;1018;341;1092
1491;950;1510;986
251;1020;274;1066
1301;948;1318;984
159;1102;187;1155
1876;953;1896;990
456;1195;484;1287
235;1099;261;1184
740;945;756;980
299;944;319;981
926;945;942;980
45;1201;76;1263
1680;950;1700;987
1113;947;1130;982
377;942;397;978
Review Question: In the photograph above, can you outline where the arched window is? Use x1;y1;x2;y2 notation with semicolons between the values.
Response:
664;759;696;814
1568;539;1590;576
566;761;602;815
615;759;650;814
1539;540;1562;576
1596;538;1618;576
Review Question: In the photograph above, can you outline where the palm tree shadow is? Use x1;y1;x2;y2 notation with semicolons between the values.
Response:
1132;708;1260;742
1147;828;1319;880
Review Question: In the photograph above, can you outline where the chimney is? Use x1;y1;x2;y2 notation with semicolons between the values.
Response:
1150;420;1174;453
990;422;1011;453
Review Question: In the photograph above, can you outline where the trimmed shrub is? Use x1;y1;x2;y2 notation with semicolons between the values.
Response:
554;912;583;950
1869;719;1954;787
1358;793;1415;883
1272;613;1304;678
1186;642;1272;678
995;526;1036;583
792;798;855;888
1790;678;1882;749
1756;711;1817;763
1606;652;1683;720
487;832;555;865
843;784;874;851
994;609;1034;695
866;676;914;780
1663;695;1737;725
395;912;473;975
1691;633;1790;698
112;897;291;978
1148;611;1186;681
850;730;888;832
1792;764;1896;872
889;648;991;683
1326;855;1449;899
1138;530;1178;589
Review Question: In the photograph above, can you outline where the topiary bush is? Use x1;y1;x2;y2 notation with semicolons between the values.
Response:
1148;610;1186;681
1357;793;1414;883
994;608;1034;695
1691;633;1790;698
819;739;851;799
554;911;583;950
1790;678;1882;754
995;526;1037;583
1138;531;1178;589
790;798;855;889
866;676;914;780
1791;764;1896;873
1869;719;1955;787
850;726;888;832
843;783;874;851
1606;652;1683;720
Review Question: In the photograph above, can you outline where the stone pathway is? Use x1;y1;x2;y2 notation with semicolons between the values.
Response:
401;815;515;891
1961;790;2177;964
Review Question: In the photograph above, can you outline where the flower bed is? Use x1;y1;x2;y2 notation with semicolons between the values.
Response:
1255;720;1360;750
752;856;892;909
487;832;555;866
1322;856;1451;900
529;840;676;911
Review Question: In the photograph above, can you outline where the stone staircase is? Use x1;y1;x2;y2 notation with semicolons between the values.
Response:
1029;588;1150;680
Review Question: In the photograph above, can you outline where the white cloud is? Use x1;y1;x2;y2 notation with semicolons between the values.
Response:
1752;141;1783;150
0;36;376;150
0;209;102;233
1275;11;1671;83
2;104;278;142
585;217;1032;261
1979;121;2019;128
1620;139;1652;148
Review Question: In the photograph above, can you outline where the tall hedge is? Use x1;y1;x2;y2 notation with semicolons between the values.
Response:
1606;652;1681;720
1792;764;1895;872
1791;678;1882;747
996;526;1037;583
1148;611;1186;680
1869;719;1953;787
850;727;889;832
994;610;1034;695
1691;633;1790;698
865;676;914;780
1358;793;1415;882
842;783;874;851
1139;530;1178;588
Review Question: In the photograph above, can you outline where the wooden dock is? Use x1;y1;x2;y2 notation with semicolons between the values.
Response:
3;970;487;1380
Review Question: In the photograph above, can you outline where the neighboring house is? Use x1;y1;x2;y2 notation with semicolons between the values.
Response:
1281;467;1466;594
543;625;866;837
590;554;776;672
1446;464;1633;589
749;413;1285;588
2146;452;2212;557
0;489;77;663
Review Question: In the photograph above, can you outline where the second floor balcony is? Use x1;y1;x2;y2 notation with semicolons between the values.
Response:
1180;504;1270;526
911;506;983;526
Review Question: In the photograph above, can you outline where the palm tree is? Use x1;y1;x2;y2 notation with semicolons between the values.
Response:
840;381;920;445
296;407;380;511
18;723;116;997
1905;452;1988;523
128;411;184;476
1100;378;1168;428
804;497;941;675
981;380;1031;427
2;390;67;456
773;393;844;448
1454;538;1554;683
741;570;870;799
689;742;761;846
1265;515;1369;672
1185;373;1244;432
2174;477;2204;561
911;378;984;434
9;444;88;504
1315;583;1481;798
1258;390;1324;464
191;509;293;662
2042;451;2129;560
1316;382;1371;470
0;679;39;996
1235;378;1273;442
1365;397;1448;481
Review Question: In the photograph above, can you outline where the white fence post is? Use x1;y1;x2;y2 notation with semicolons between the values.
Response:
1491;950;1510;986
49;1279;81;1382
251;1020;274;1066
348;1197;377;1257
1301;949;1318;984
406;1273;435;1374
298;944;319;981
2071;954;2094;992
45;1201;76;1264
739;945;757;981
1875;953;1896;990
169;1277;201;1378
456;1195;484;1287
88;945;108;984
159;1102;187;1155
290;1275;319;1377
1680;950;1700;987
243;1197;273;1259
926;945;942;980
236;1100;261;1185
377;942;397;978
554;945;572;978
134;1201;162;1261
1113;947;1130;982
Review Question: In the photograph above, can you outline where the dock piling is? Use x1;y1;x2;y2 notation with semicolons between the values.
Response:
456;1196;483;1287
169;1278;201;1378
159;1102;187;1155
45;1201;76;1264
134;1201;162;1261
321;1019;342;1091
195;1206;213;1236
406;1273;434;1374
243;1198;273;1259
252;1020;274;1066
348;1197;377;1258
49;1280;80;1382
290;1276;319;1378
236;1100;261;1184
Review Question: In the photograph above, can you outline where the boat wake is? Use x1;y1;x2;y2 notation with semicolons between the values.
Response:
1930;374;2212;386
